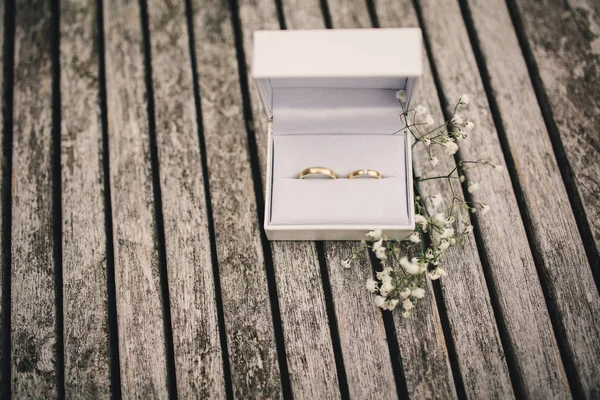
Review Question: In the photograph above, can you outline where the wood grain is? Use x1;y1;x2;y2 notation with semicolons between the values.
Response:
237;0;342;397
146;0;226;397
467;0;600;396
327;0;516;397
10;0;58;397
189;0;282;397
0;0;5;394
60;0;111;397
103;0;168;396
379;0;574;397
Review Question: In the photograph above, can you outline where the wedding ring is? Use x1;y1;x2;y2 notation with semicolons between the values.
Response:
348;169;383;179
298;166;337;179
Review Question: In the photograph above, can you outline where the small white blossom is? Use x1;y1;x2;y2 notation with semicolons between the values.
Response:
374;295;386;308
402;310;412;318
468;182;481;193
402;299;414;311
463;225;474;234
452;114;465;125
380;281;394;297
465;120;474;131
372;239;383;250
415;104;427;115
430;155;440;166
454;128;467;140
400;288;412;299
438;240;450;251
400;256;421;275
367;229;382;240
459;94;470;105
440;228;454;239
342;259;351;269
459;175;466;182
375;246;387;260
396;90;407;102
431;193;444;207
409;232;421;243
494;164;504;173
443;140;459;155
425;114;434;125
412;288;426;299
428;268;448;280
481;204;491;214
415;214;428;230
366;278;378;293
386;299;400;310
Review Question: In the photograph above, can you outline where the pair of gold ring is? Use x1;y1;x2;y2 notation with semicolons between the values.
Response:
298;167;383;180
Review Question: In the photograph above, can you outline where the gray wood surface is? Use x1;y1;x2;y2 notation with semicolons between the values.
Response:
480;0;600;396
0;0;5;394
60;0;111;397
513;0;600;271
404;0;580;397
146;0;226;397
10;0;58;397
103;0;168;396
189;0;282;397
237;0;342;397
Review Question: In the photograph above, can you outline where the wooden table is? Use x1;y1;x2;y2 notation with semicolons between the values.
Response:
1;0;599;398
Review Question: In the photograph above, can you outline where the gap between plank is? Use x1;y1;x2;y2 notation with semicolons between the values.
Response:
50;0;66;397
96;0;123;397
504;0;600;292
226;0;293;397
0;0;15;397
183;0;234;397
455;0;579;397
138;0;179;397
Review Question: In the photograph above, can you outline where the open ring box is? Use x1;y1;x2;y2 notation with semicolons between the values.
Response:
252;28;423;240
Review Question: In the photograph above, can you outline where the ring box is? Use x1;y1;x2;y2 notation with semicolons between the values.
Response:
252;28;423;240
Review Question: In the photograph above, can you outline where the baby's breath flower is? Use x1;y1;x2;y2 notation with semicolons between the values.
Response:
396;90;407;102
431;193;444;208
374;295;386;308
481;204;491;214
452;114;465;125
412;288;426;299
463;225;474;234
380;280;394;296
409;232;421;243
468;181;481;193
367;229;382;241
402;310;412;318
375;246;387;261
400;288;412;299
400;256;421;275
402;299;414;311
459;94;470;105
440;228;454;239
415;214;428;230
465;120;474;131
386;299;400;310
425;114;434;125
366;278;378;293
428;268;448;280
430;155;440;166
415;104;427;115
438;240;450;251
342;259;352;269
443;140;459;155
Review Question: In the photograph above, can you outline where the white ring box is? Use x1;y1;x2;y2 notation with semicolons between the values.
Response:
252;28;423;240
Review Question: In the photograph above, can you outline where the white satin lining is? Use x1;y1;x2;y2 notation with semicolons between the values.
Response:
272;87;405;135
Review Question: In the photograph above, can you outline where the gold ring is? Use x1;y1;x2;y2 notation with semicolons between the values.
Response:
348;169;383;179
298;166;337;179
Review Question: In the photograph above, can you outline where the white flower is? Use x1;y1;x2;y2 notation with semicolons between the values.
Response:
409;232;421;243
400;288;412;299
438;240;450;251
400;257;421;275
380;281;394;297
402;299;414;311
422;137;431;146
440;228;454;239
415;214;428;230
452;114;465;125
443;140;459;155
428;268;448;280
412;288;426;299
366;278;378;293
468;182;481;193
481;204;491;214
459;94;469;105
372;238;383;250
375;246;387;261
367;229;382;240
342;259;351;269
386;299;400;310
415;104;427;115
459;175;466;182
431;193;444;207
396;90;407;102
465;120;474;131
430;155;440;166
494;164;504;173
454;128;467;140
463;225;474;234
425;114;434;125
434;212;449;226
374;295;386;308
402;310;412;318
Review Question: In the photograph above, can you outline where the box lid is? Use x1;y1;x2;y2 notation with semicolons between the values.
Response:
252;28;423;122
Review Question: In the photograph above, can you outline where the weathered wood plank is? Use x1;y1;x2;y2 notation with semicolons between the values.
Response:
466;0;600;396
103;0;168;396
60;0;111;397
189;0;282;397
321;1;462;398
146;0;227;397
237;0;342;397
377;0;573;397
10;0;58;397
512;0;600;273
0;0;5;394
328;0;516;397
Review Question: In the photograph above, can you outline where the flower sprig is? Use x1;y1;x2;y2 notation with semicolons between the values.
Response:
344;93;504;317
